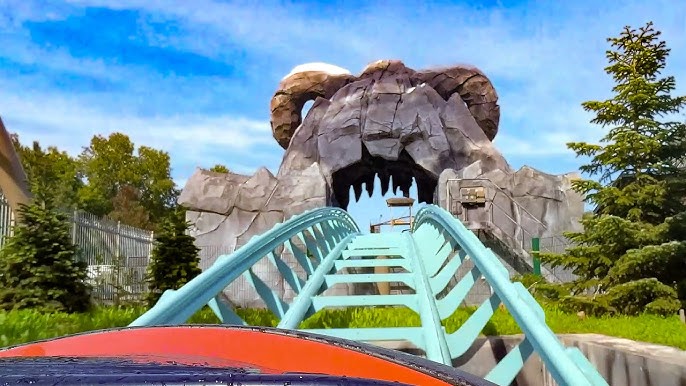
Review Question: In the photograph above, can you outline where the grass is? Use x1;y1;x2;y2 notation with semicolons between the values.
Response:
1;304;685;350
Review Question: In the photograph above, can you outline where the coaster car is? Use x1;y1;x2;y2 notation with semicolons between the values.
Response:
0;325;494;385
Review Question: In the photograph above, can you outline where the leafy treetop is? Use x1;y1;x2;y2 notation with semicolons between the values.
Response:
12;132;179;231
209;164;230;173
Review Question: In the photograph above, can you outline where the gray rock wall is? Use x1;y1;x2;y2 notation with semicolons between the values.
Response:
179;59;585;307
180;163;340;306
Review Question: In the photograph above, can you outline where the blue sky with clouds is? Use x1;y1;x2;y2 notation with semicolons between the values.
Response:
1;0;685;231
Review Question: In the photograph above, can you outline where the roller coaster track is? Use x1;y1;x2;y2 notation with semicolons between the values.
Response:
131;205;608;386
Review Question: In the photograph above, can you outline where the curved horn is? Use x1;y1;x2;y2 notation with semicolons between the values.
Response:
416;65;500;141
270;63;355;149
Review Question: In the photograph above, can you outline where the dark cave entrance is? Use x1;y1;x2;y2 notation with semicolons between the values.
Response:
330;146;437;211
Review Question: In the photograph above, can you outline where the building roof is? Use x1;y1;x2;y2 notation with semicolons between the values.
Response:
386;197;415;207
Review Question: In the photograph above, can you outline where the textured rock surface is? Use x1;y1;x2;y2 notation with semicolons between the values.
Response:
435;162;583;282
277;60;511;208
180;59;584;306
436;162;584;238
271;64;355;149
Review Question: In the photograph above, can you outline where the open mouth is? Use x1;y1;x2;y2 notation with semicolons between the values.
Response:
331;146;437;211
271;60;502;213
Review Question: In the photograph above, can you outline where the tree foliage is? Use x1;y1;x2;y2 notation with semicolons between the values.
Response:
12;132;179;231
209;164;230;173
78;133;178;229
542;22;686;315
108;184;154;230
145;207;201;307
11;135;83;211
0;202;91;312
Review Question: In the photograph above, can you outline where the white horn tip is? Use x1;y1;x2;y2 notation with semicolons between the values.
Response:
283;62;351;80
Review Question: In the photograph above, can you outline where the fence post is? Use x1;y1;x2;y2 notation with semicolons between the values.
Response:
71;210;78;244
149;231;154;258
116;221;121;257
531;237;541;276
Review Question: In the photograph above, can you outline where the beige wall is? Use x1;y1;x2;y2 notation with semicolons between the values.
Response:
0;117;31;213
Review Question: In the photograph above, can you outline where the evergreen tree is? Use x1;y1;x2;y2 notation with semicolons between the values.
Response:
543;22;686;315
0;201;91;312
146;207;201;307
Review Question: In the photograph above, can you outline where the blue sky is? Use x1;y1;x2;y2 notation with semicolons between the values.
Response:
1;0;685;232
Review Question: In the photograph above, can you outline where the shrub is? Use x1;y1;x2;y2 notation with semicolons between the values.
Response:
645;298;682;316
558;295;615;317
146;207;201;307
0;202;91;313
534;283;571;301
511;274;570;301
511;273;543;289
606;278;680;316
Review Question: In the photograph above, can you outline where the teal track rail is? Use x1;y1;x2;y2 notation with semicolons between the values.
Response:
130;205;608;386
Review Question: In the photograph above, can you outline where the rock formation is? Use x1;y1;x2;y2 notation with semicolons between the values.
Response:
180;60;584;307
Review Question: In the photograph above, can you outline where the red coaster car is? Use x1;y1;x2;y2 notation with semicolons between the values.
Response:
0;325;493;385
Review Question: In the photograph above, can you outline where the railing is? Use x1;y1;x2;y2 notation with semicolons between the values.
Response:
0;193;14;248
446;178;575;282
73;210;155;303
412;205;607;385
0;190;155;304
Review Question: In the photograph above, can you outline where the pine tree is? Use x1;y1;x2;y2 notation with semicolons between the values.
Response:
146;207;201;307
0;201;91;312
542;22;686;316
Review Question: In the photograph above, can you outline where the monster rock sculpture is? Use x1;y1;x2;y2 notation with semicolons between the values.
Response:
180;60;584;307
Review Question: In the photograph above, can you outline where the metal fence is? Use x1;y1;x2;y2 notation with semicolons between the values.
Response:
72;210;154;304
0;185;580;308
0;194;155;304
0;194;14;248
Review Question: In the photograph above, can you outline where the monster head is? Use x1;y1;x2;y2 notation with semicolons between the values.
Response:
270;60;509;209
179;59;584;306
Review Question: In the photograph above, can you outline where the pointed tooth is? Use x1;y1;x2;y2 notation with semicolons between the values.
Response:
353;181;363;202
400;177;411;197
379;171;390;196
340;187;350;210
393;173;410;198
417;177;434;204
364;173;375;197
392;176;400;195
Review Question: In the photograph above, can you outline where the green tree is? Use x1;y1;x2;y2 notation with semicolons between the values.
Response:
543;22;686;315
137;146;179;225
0;202;91;312
145;207;201;307
108;184;154;230
78;133;178;228
11;135;83;211
209;164;230;173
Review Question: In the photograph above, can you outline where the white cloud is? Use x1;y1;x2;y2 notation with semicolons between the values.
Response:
57;1;686;151
1;0;685;180
1;0;685;230
0;91;275;171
